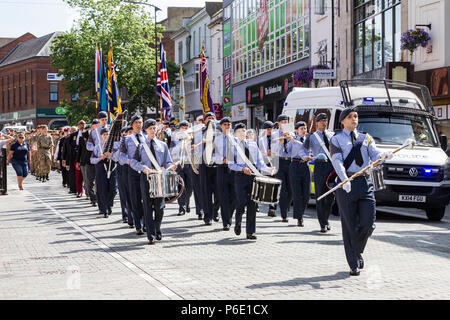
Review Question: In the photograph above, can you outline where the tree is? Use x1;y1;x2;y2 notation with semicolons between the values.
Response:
51;0;171;119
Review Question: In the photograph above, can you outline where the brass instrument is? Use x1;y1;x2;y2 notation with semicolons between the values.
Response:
103;111;127;178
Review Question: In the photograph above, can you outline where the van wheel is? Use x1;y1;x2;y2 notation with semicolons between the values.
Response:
425;207;446;221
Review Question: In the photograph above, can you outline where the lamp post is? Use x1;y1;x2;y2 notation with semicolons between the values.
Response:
122;1;161;119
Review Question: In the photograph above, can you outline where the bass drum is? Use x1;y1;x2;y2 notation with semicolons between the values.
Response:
251;176;282;205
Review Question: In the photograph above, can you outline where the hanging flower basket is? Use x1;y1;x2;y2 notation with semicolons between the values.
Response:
292;65;330;87
400;28;431;59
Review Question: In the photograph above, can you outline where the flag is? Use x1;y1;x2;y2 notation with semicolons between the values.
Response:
157;43;172;121
179;65;185;121
107;41;122;123
200;41;214;115
95;44;101;98
98;49;109;115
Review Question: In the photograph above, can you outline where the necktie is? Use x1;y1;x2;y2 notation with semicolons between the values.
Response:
136;133;141;144
223;135;226;161
267;135;271;151
351;131;364;167
134;134;142;162
300;136;304;143
150;139;157;168
323;131;330;151
282;130;288;153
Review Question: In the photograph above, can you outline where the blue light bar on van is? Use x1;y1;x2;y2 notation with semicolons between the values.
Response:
363;97;374;102
339;100;343;105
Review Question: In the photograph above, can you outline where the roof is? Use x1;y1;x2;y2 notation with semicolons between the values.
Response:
205;2;223;17
0;32;64;68
0;38;15;47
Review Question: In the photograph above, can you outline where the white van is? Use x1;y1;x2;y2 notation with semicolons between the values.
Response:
282;79;450;221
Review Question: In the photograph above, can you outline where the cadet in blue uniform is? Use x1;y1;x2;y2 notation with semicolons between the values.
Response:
229;123;276;239
86;111;108;153
113;125;134;227
287;121;312;227
170;121;193;216
90;128;118;218
271;114;293;222
213;117;236;231
130;119;177;245
258;120;277;217
330;107;392;276
119;115;146;235
303;113;335;232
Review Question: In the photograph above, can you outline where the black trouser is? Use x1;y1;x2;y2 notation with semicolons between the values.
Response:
234;173;256;235
314;161;334;228
216;164;235;227
177;164;193;212
59;160;68;186
335;176;376;270
128;169;144;230
200;164;219;223
117;164;134;226
94;161;117;214
67;160;76;192
192;169;203;215
289;161;310;220
140;173;164;241
276;158;292;219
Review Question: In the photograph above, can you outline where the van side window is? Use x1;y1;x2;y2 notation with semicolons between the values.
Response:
295;108;332;133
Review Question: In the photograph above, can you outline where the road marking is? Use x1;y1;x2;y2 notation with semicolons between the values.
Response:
27;190;183;300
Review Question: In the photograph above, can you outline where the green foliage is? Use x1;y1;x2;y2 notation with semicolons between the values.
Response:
60;95;97;126
51;0;171;116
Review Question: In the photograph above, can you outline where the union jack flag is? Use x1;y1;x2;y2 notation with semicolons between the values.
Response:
156;43;172;121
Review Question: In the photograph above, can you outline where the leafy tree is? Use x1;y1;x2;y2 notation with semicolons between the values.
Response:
60;96;97;126
51;0;172;119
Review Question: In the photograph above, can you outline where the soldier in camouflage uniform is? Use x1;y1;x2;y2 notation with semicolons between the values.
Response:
28;128;40;177
37;125;54;182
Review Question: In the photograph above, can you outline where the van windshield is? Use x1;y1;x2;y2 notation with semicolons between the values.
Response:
357;113;438;147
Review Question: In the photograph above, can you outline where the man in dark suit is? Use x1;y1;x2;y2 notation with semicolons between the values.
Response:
64;120;85;196
57;128;69;187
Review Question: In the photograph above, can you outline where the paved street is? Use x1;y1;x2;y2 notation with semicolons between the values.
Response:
1;166;449;300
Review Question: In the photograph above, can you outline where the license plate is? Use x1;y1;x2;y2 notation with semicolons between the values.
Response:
399;195;426;202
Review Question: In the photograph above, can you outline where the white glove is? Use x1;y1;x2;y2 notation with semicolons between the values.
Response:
380;151;393;160
342;181;351;193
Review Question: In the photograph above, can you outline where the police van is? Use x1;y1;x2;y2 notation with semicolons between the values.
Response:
282;79;450;221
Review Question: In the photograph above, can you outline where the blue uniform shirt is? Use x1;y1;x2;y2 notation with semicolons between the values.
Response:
111;140;122;163
229;139;270;173
87;126;107;152
304;130;334;158
119;131;146;166
212;133;235;165
130;138;173;172
330;129;383;181
286;135;308;160
90;138;107;164
271;128;291;158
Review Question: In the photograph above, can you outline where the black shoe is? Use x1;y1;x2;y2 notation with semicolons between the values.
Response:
223;225;230;231
76;193;82;198
282;218;288;223
186;206;190;213
128;224;134;229
177;210;186;216
92;202;97;207
205;221;212;226
122;219;128;224
358;255;364;269
350;268;360;276
63;184;67;188
136;229;144;235
297;219;304;227
143;227;147;233
246;233;257;240
326;224;331;231
234;225;241;236
213;215;219;222
46;176;49;181
156;233;162;241
103;213;108;218
268;209;276;217
197;214;203;220
320;227;327;233
148;239;156;245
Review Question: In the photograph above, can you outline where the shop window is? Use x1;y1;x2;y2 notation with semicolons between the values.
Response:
50;83;58;102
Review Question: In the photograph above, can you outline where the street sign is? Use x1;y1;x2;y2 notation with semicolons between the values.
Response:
313;69;336;80
47;73;64;81
55;107;66;115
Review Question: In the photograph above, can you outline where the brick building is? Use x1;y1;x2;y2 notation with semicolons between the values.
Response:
0;32;71;129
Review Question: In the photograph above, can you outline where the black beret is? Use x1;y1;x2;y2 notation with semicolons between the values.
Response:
219;117;231;124
315;113;328;122
100;128;109;135
263;121;274;129
277;114;289;122
295;121;307;129
130;114;143;125
92;119;99;125
178;120;189;127
120;126;130;134
204;112;215;119
97;111;108;119
143;119;157;130
163;120;170;125
234;123;246;131
339;107;357;123
169;122;176;127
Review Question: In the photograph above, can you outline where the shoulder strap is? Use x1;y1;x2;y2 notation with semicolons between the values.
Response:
343;133;366;170
129;134;140;147
141;140;162;171
313;131;332;160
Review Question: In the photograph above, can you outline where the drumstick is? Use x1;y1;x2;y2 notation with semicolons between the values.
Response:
317;139;415;201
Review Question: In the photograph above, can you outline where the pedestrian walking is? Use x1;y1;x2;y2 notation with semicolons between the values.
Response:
7;133;30;190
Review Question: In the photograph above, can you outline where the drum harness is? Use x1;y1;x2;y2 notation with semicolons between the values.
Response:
226;133;264;177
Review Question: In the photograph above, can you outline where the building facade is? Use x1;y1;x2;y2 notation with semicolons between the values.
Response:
208;9;224;118
0;32;71;129
225;0;311;127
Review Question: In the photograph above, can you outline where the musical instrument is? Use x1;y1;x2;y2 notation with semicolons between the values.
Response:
147;170;185;203
102;111;127;178
368;165;385;191
317;138;415;201
251;176;282;205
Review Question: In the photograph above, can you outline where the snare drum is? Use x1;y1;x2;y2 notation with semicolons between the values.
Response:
369;165;385;191
251;176;282;205
147;171;179;198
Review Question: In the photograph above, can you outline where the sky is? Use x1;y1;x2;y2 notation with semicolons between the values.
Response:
0;0;210;38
